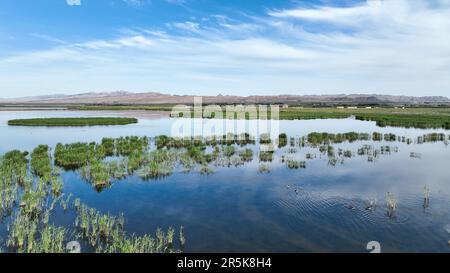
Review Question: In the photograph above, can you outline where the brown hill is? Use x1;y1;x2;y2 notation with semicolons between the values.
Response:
1;91;449;106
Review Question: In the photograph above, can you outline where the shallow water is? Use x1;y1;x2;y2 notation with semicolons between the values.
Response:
1;110;450;253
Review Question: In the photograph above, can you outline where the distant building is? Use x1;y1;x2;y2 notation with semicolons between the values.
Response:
347;106;358;109
282;104;289;109
365;106;372;109
336;106;345;109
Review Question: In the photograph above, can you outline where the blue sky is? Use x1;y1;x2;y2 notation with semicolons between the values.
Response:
1;0;450;97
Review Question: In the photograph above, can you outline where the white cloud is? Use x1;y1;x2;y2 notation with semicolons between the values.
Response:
170;21;200;33
2;0;450;97
66;0;81;6
269;0;383;25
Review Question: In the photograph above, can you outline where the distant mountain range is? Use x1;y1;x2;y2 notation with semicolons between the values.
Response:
1;91;449;106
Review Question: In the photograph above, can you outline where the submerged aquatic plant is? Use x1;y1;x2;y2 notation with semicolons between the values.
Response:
423;186;430;209
199;164;215;175
258;164;270;174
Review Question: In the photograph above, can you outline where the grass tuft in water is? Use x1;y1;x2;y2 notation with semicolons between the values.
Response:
386;192;397;218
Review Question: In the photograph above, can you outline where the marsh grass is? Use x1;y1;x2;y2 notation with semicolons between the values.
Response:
7;189;69;253
31;145;52;181
8;215;67;253
1;139;186;253
115;136;149;156
0;151;26;216
239;149;254;162
155;134;254;150
74;200;183;253
8;117;138;127
259;134;272;144
55;142;94;170
72;105;450;129
286;159;306;170
1;150;28;185
278;133;288;148
139;160;174;180
222;146;236;157
1;130;447;252
80;161;111;190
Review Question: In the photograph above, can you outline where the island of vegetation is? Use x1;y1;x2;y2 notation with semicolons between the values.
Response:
4;104;450;129
169;107;450;129
7;117;138;127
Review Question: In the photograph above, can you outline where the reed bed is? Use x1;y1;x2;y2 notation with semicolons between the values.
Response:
259;151;274;162
170;107;450;129
155;134;255;150
239;149;254;162
8;117;138;127
74;200;184;253
31;145;52;181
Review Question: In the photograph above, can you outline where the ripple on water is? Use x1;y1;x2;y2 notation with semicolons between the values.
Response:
274;183;450;252
275;187;418;236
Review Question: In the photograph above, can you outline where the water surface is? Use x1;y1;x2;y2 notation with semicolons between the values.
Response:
1;110;450;253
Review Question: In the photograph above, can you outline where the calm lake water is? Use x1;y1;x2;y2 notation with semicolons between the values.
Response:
1;110;450;253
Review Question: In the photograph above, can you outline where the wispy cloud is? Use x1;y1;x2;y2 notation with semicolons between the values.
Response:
2;0;450;96
66;0;81;6
269;0;383;25
30;33;67;44
170;21;200;33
